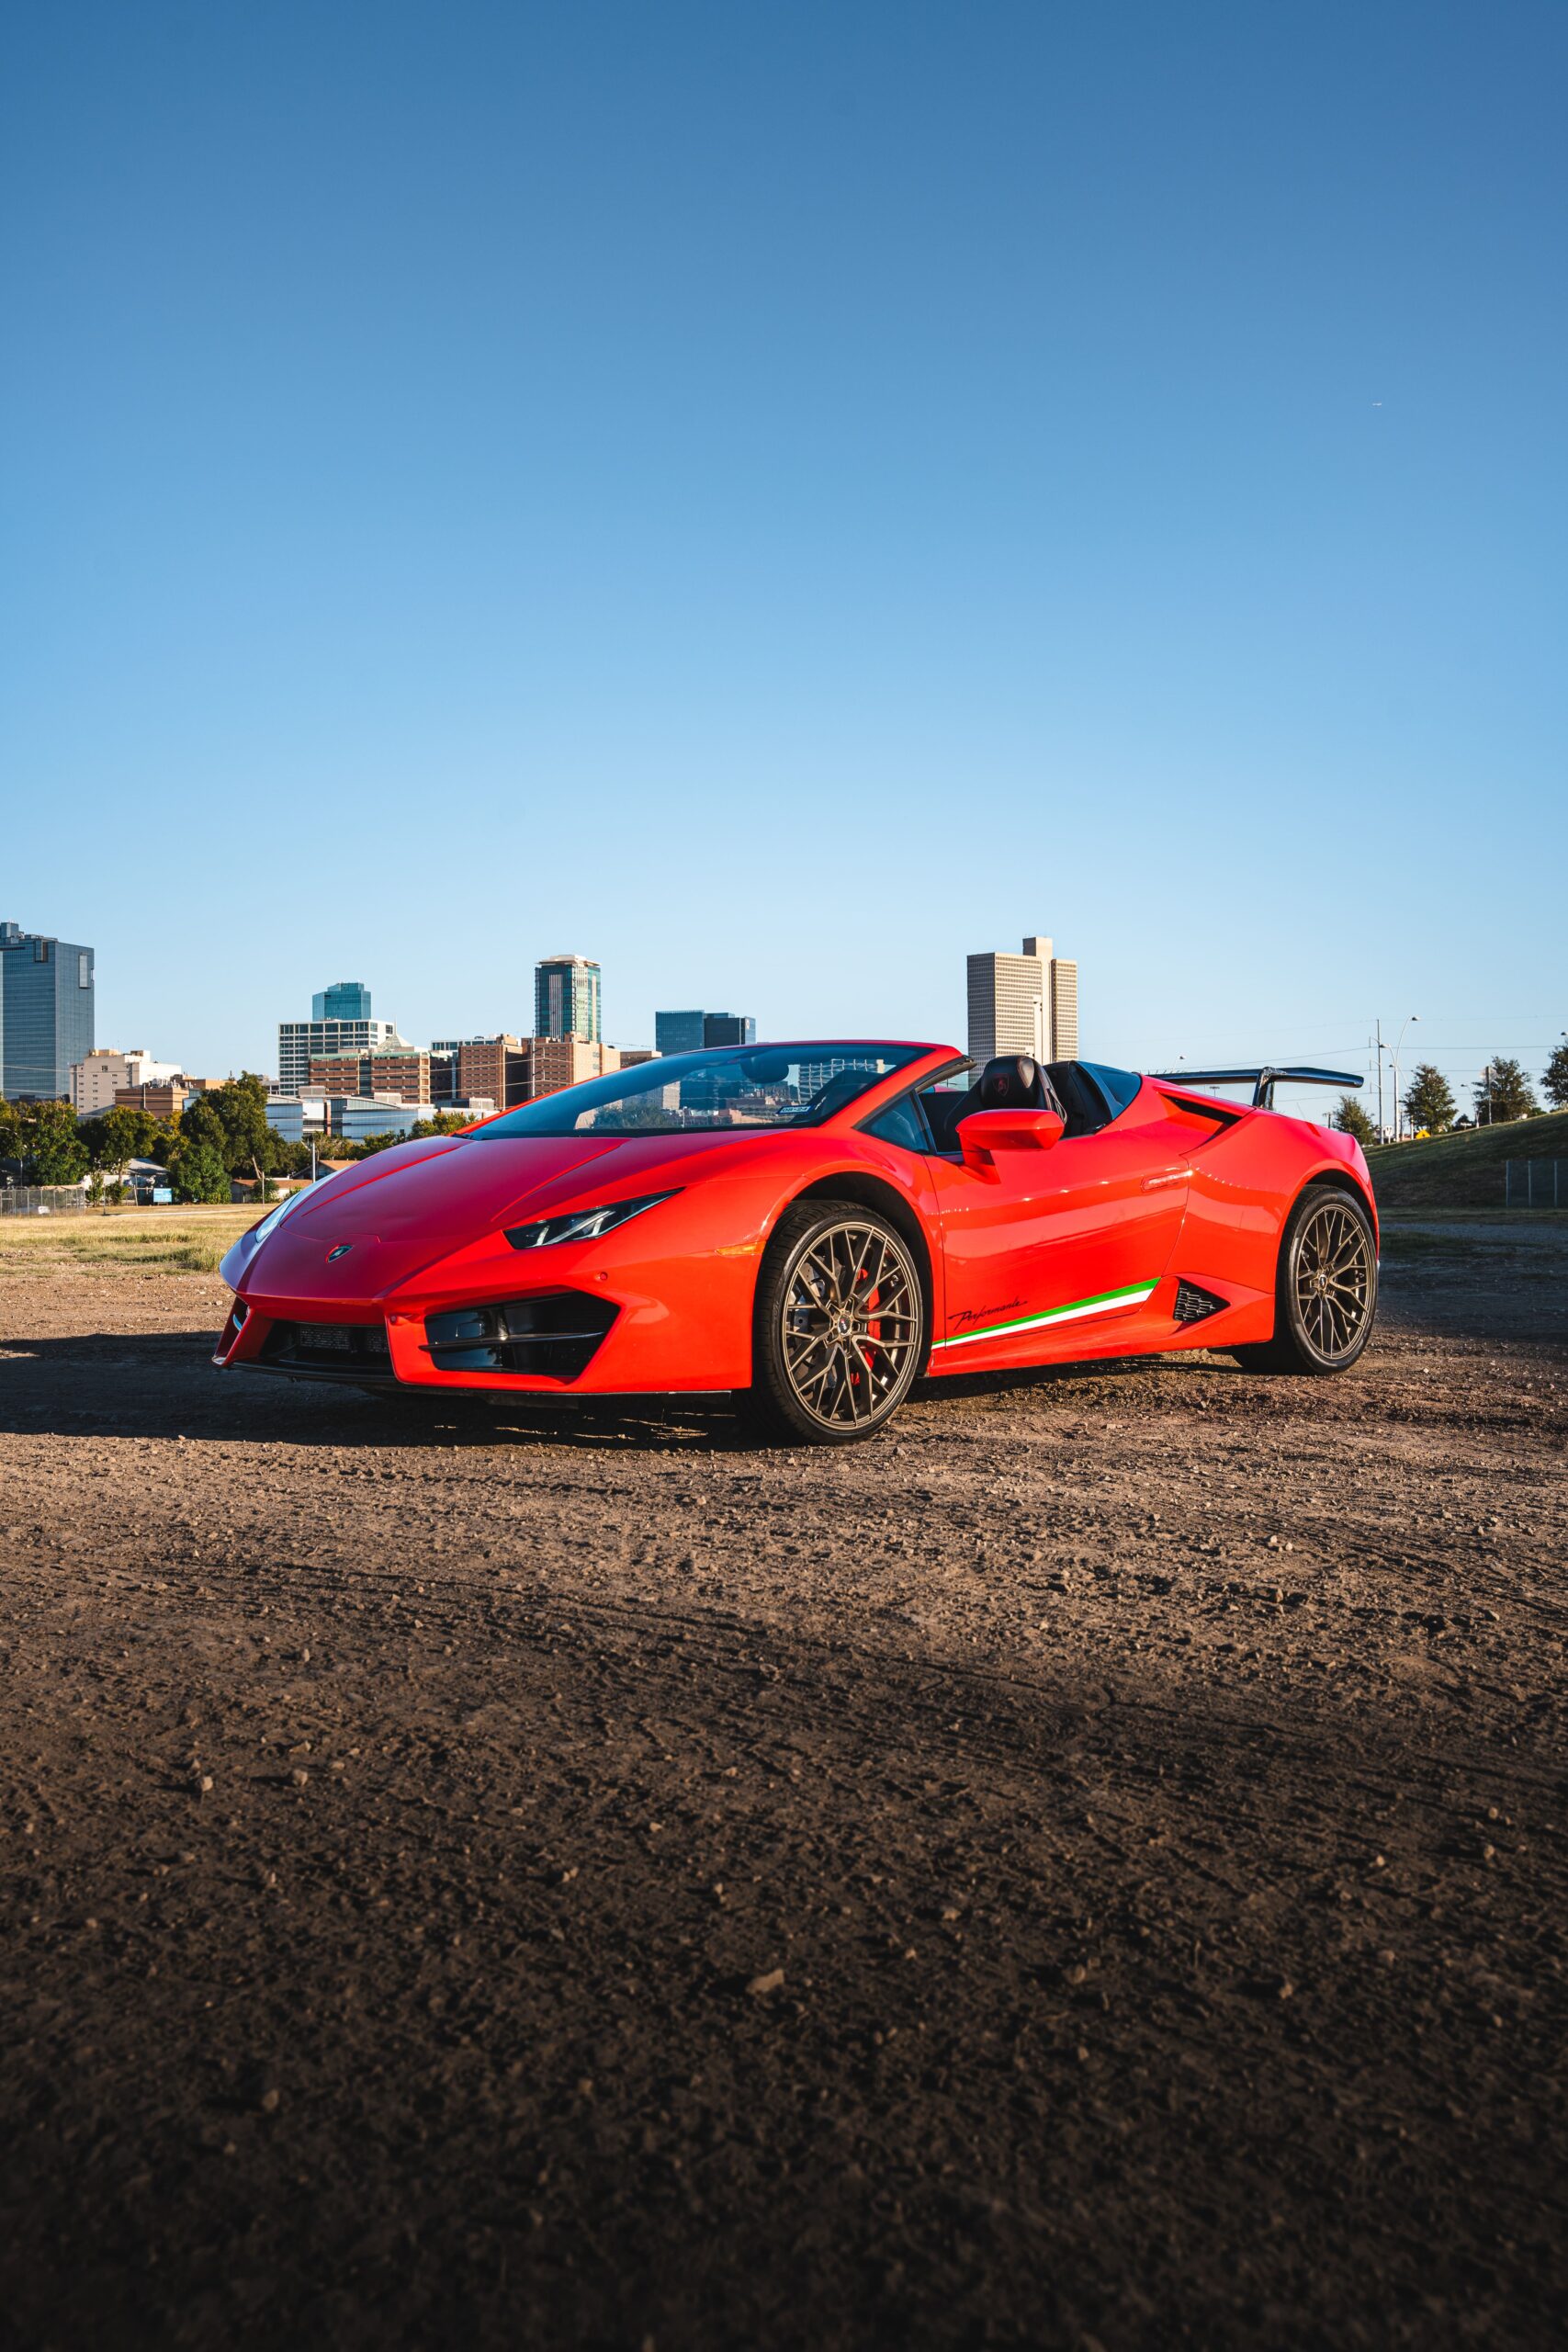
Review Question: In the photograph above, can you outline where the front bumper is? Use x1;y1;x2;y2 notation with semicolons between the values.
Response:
214;1217;761;1396
215;1286;623;1390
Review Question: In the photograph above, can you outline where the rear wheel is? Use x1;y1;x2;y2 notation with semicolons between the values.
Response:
749;1201;926;1442
1234;1183;1378;1374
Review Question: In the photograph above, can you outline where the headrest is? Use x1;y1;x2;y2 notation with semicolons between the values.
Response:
979;1056;1054;1111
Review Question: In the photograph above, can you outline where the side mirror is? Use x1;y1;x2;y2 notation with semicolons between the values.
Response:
955;1107;1065;1171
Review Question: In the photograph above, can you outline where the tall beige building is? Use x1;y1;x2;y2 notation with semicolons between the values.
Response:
966;934;1079;1066
70;1047;183;1114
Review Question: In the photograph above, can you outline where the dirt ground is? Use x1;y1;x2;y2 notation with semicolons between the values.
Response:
1;1212;1564;2350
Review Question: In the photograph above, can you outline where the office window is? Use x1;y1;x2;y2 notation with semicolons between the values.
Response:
79;954;91;988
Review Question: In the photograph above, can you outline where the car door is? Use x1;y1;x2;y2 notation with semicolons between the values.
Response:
920;1076;1194;1370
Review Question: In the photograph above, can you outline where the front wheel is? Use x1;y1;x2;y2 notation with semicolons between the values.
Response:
749;1201;927;1442
1234;1182;1378;1374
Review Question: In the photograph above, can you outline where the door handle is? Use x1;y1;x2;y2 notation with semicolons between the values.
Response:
1140;1168;1191;1193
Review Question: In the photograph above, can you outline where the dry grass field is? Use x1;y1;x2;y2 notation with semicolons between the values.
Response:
0;1204;255;1277
0;1213;1564;2348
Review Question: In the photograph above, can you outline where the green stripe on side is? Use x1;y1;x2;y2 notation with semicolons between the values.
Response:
932;1278;1158;1352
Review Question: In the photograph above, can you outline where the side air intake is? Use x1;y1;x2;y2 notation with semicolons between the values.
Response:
1173;1281;1228;1325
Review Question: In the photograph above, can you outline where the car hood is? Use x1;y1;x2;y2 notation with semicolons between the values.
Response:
227;1127;762;1301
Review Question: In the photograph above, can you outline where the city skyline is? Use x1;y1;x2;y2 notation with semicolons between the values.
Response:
24;916;1566;1133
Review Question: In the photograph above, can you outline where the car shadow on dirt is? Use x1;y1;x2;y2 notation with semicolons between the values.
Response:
0;1329;1247;1453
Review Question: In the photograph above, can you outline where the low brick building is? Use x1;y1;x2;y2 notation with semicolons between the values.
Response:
308;1048;432;1103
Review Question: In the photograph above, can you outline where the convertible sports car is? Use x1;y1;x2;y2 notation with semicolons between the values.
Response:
214;1041;1379;1443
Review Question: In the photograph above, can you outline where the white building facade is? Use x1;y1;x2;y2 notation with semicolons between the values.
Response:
277;1017;405;1092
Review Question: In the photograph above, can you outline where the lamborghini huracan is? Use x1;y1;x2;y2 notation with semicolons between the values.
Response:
214;1042;1379;1442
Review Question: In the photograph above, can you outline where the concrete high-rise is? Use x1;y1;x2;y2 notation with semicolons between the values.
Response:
70;1047;182;1114
536;955;602;1042
966;933;1079;1067
279;1019;402;1091
1049;956;1079;1060
0;920;95;1100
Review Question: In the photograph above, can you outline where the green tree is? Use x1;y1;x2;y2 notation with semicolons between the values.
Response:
113;1102;162;1165
1474;1057;1540;1125
1333;1095;1376;1148
27;1101;89;1186
183;1072;288;1187
167;1136;232;1204
85;1103;161;1186
1402;1063;1457;1135
0;1097;22;1165
1545;1034;1568;1113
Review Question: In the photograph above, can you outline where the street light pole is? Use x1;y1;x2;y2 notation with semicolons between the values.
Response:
1391;1014;1419;1142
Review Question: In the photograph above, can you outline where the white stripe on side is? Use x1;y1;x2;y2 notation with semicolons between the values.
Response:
932;1281;1159;1352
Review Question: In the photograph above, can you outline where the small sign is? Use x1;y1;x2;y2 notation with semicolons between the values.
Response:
152;1187;174;1204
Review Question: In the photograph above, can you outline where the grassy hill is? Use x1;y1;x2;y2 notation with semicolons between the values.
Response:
1366;1107;1568;1209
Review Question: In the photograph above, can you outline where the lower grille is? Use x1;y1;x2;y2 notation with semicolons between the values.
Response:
423;1293;616;1383
261;1320;394;1377
1173;1281;1228;1325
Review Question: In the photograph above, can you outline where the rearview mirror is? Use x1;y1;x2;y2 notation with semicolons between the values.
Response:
955;1107;1065;1170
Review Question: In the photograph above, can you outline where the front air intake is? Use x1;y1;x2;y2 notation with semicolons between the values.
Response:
423;1293;617;1382
261;1320;394;1377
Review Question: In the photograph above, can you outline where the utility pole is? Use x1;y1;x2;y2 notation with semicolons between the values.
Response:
1375;1020;1384;1142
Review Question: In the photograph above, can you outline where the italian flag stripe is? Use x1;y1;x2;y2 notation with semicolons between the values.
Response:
931;1279;1159;1351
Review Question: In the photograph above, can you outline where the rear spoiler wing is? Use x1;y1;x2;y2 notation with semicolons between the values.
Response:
1149;1067;1363;1112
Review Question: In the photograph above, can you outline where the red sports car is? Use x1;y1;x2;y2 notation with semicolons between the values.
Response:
214;1042;1378;1443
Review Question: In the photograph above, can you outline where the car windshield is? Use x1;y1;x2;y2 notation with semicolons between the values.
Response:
474;1044;924;1137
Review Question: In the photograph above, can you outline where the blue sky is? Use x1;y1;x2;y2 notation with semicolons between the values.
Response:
4;1;1563;1114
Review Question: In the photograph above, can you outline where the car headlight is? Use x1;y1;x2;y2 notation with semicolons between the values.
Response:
250;1184;315;1248
504;1189;679;1251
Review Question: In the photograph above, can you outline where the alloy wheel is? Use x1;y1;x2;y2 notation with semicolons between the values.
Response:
1292;1197;1375;1363
780;1219;921;1430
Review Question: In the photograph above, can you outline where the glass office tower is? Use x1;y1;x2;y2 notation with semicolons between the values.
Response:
655;1009;706;1056
536;956;602;1042
655;1010;756;1053
311;980;374;1021
0;921;96;1100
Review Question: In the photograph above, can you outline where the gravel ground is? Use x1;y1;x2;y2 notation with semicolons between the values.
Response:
1;1218;1564;2349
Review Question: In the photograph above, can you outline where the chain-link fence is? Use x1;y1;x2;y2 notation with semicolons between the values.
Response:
0;1185;89;1216
1504;1159;1564;1209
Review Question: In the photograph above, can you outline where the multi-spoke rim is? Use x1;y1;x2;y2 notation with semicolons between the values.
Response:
1292;1199;1375;1362
781;1220;921;1430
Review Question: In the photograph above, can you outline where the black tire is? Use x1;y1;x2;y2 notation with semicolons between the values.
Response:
748;1199;927;1443
1234;1182;1378;1374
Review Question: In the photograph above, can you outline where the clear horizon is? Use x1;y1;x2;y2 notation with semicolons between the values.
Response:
4;3;1563;1120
